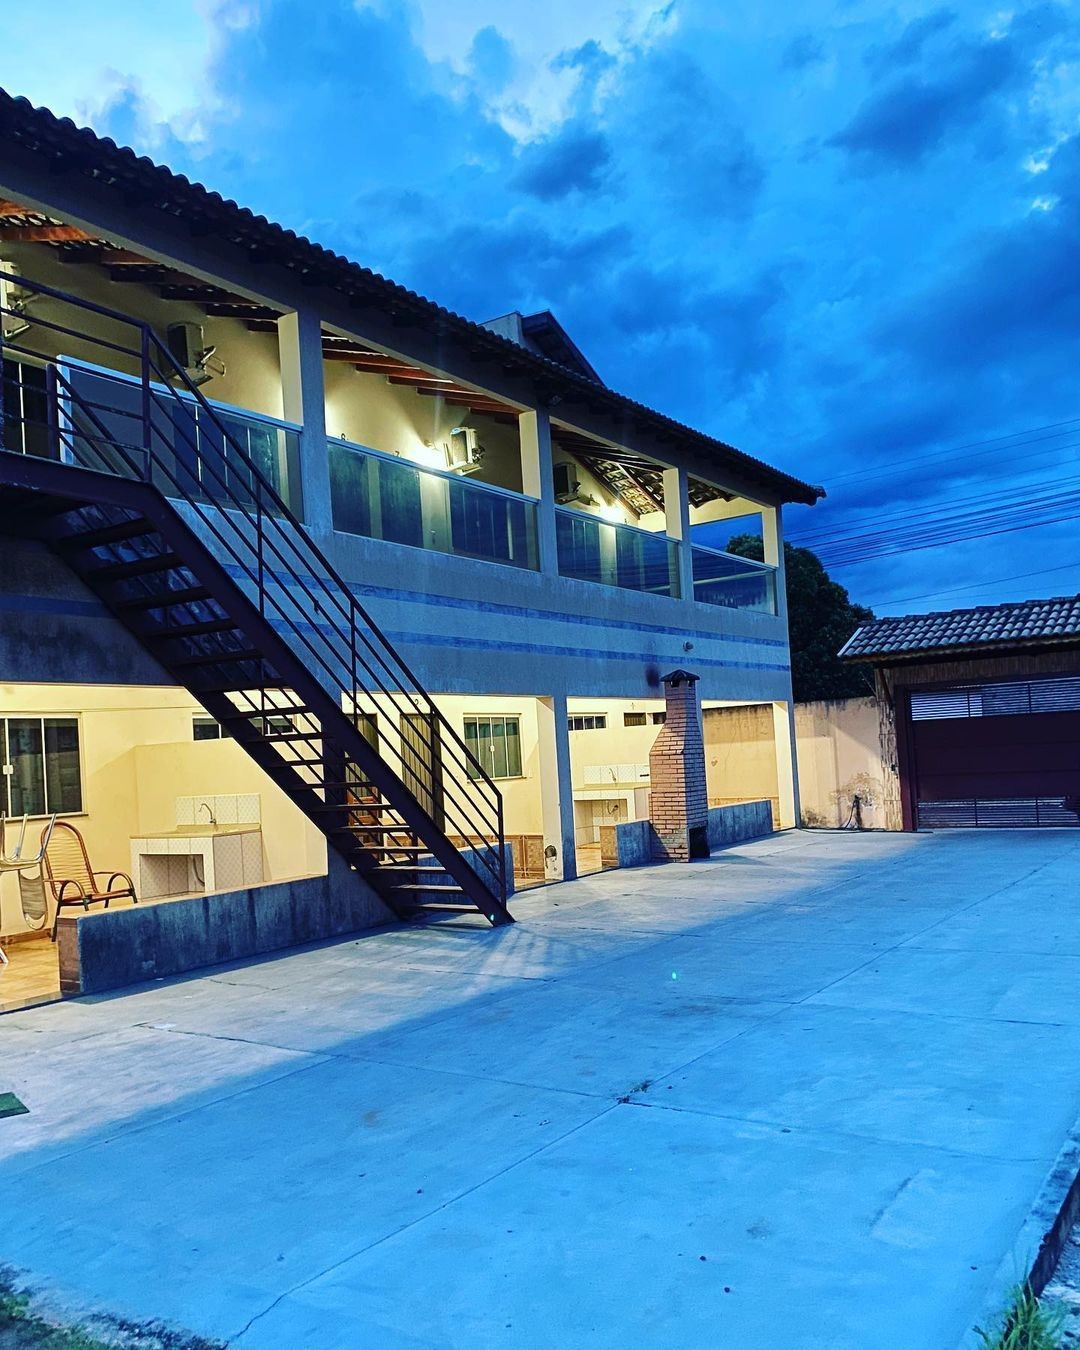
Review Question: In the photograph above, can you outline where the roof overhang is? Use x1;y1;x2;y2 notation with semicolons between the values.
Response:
0;89;823;509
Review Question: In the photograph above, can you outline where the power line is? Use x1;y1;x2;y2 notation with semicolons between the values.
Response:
863;560;1080;610
823;415;1080;488
809;489;1080;564
790;456;1080;547
814;495;1080;565
820;506;1080;568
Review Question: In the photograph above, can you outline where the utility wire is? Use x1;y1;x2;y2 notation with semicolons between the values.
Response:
863;560;1080;610
811;493;1080;563
811;501;1080;566
790;459;1080;546
820;507;1080;568
823;416;1080;488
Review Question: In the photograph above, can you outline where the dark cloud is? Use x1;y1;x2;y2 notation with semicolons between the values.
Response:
514;127;613;200
60;0;1080;612
864;8;957;72
881;133;1080;370
830;35;1022;168
781;33;826;71
468;26;515;91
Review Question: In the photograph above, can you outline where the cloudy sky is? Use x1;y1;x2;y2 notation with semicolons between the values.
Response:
6;0;1079;614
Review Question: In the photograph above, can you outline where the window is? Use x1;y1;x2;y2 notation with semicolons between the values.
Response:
464;715;522;780
651;711;666;725
568;714;607;732
0;716;82;816
194;713;294;739
623;712;647;727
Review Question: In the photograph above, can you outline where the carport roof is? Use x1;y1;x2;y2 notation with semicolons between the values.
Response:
839;594;1080;663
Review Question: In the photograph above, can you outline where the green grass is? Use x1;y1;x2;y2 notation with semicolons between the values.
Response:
976;1283;1065;1350
0;1270;225;1350
0;1286;111;1349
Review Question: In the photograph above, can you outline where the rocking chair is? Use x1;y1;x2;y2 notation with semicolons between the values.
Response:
41;822;137;941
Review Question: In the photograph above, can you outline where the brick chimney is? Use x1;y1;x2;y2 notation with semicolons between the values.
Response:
649;669;709;861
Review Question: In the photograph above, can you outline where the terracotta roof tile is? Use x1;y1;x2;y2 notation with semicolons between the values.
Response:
839;595;1080;662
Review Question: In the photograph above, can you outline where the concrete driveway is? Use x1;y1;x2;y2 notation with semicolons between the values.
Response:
2;828;1079;1348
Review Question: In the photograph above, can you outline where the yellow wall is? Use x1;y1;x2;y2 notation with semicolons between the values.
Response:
324;363;524;494
0;682;323;935
3;244;286;421
704;698;885;829
133;739;326;880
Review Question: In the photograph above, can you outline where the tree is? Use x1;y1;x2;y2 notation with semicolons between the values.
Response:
725;533;875;703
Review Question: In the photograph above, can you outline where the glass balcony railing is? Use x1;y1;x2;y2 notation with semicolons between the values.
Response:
555;508;680;596
691;543;777;613
329;438;539;570
7;357;306;517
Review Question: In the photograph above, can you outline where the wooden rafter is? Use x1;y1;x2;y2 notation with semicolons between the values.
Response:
0;224;92;242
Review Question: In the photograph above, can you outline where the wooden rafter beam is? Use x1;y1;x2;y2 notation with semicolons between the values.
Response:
203;303;283;320
386;374;456;390
0;224;92;242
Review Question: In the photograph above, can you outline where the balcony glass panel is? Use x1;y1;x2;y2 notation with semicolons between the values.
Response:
691;543;777;613
50;359;305;518
329;439;539;570
555;508;679;596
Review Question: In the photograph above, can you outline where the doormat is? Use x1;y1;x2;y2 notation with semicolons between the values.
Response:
0;1093;28;1119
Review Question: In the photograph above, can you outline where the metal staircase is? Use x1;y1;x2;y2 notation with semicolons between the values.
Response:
0;273;511;925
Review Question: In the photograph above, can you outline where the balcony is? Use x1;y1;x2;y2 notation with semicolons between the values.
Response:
691;543;777;613
329;438;539;570
555;508;680;597
2;355;304;517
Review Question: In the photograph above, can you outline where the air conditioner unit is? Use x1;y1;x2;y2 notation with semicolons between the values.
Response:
166;321;205;371
0;263;34;339
445;425;483;474
553;461;580;503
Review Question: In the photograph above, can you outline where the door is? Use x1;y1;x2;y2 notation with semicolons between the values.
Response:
908;675;1080;827
399;713;444;829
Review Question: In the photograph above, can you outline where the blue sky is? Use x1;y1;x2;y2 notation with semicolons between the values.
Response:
6;0;1080;614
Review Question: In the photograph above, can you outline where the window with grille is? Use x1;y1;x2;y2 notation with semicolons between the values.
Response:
623;712;647;727
568;714;607;732
0;716;83;816
651;711;667;725
464;715;523;780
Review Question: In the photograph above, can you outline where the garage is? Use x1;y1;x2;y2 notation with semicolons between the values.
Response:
840;596;1080;831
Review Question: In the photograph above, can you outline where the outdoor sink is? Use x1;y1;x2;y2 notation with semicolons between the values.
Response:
140;825;259;839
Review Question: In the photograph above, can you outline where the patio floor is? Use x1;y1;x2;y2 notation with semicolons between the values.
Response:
1;827;1079;1348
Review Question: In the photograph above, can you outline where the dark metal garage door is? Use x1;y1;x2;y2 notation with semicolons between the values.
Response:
910;675;1080;828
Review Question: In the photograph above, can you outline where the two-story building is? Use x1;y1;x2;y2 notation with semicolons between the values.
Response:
0;90;822;1002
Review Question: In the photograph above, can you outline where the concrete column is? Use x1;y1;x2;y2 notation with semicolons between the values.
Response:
536;694;577;881
278;308;331;535
519;408;559;575
762;504;787;621
663;466;696;602
764;504;801;828
772;700;800;829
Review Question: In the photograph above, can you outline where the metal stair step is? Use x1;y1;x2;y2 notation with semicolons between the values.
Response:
54;518;157;550
85;551;186;582
137;617;239;639
169;647;264;669
216;704;312;722
114;585;212;610
385;883;467;894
